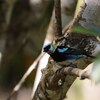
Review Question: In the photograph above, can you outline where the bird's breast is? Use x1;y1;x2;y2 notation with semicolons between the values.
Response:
50;52;67;62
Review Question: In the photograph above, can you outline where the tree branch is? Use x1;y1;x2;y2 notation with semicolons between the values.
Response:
64;1;87;37
55;1;87;42
54;0;62;37
48;64;90;90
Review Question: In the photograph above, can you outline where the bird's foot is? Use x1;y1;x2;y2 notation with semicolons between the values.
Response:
62;63;77;68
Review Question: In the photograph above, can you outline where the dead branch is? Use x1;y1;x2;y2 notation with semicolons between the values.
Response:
54;0;62;38
64;1;86;37
7;52;45;100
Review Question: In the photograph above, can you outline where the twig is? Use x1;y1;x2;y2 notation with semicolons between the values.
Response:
7;52;45;100
64;1;86;37
54;0;62;37
55;1;87;42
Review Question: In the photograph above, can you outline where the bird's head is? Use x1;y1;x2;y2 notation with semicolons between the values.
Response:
43;44;56;54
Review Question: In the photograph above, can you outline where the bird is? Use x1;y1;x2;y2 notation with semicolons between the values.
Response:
43;44;94;63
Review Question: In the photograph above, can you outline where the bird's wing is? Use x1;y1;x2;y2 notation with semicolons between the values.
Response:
65;48;95;58
57;46;83;55
57;46;95;58
57;48;68;53
65;48;82;55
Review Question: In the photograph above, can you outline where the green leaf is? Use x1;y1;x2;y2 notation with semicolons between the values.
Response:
72;25;99;36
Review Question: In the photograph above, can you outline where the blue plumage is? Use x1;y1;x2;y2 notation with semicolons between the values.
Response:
57;48;68;53
43;44;94;62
